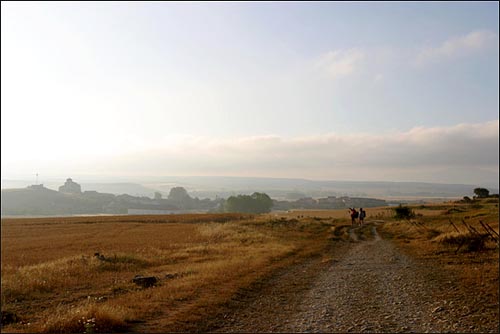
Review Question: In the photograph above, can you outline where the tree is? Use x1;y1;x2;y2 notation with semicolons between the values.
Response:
251;192;273;213
224;192;273;214
154;192;162;200
167;187;193;209
473;188;490;198
168;187;190;201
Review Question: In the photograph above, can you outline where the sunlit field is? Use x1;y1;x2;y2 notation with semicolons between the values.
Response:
1;199;498;333
1;213;334;333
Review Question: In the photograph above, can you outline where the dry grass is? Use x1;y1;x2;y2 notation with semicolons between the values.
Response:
330;224;351;241
379;197;499;326
1;213;333;333
433;231;489;252
40;301;130;333
2;202;497;333
267;207;393;220
379;198;499;250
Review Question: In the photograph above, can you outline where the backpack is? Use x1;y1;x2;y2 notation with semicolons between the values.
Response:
353;211;359;218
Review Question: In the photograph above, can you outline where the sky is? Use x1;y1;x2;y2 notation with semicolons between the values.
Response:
1;1;499;187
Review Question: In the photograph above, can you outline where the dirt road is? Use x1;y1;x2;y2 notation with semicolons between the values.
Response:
211;222;498;333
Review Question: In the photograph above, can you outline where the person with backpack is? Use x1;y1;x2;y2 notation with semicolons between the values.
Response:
359;208;366;225
349;208;358;225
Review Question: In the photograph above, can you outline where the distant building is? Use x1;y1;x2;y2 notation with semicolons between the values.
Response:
83;190;99;195
58;178;82;194
28;184;47;191
318;196;338;205
296;197;317;205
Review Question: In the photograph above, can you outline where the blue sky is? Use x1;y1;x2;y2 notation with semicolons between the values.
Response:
1;2;498;186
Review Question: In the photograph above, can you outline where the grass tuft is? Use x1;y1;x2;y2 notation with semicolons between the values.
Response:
40;301;131;333
433;231;488;252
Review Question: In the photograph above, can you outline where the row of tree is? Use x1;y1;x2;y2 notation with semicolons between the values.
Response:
4;184;491;216
151;188;275;214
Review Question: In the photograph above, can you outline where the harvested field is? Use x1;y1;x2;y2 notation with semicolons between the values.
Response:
1;198;498;333
1;213;332;333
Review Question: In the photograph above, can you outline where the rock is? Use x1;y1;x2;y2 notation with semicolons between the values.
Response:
94;252;106;261
1;310;19;325
165;273;179;279
132;275;158;288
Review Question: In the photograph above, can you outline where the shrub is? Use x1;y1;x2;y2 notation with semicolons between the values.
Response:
393;205;415;220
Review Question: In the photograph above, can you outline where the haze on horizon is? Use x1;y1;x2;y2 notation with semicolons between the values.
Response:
1;2;499;188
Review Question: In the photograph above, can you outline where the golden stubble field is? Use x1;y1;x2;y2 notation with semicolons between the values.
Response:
1;213;336;333
1;199;498;333
379;199;499;306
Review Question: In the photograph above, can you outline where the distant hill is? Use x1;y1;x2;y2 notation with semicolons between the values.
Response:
1;184;389;217
142;176;497;200
3;176;496;200
1;186;116;216
1;180;160;197
0;182;221;217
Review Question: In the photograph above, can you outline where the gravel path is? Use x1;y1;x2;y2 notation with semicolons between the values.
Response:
213;222;497;333
281;225;437;333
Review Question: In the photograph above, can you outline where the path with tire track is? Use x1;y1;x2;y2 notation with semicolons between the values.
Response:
212;222;496;333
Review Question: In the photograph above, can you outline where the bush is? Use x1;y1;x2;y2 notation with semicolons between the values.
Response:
393;205;415;220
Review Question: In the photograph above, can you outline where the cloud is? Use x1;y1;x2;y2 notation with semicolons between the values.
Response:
373;73;384;83
3;120;498;185
83;120;499;185
414;30;498;66
315;48;365;79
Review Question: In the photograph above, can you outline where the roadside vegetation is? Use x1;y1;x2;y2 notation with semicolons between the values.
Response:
380;197;499;253
379;196;499;328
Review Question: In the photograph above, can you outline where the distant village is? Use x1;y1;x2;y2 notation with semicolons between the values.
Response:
273;196;386;211
15;178;222;215
1;178;387;216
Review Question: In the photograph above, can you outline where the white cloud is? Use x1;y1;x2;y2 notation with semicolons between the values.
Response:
63;120;497;184
316;48;365;79
414;30;498;66
3;120;498;185
373;73;384;83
